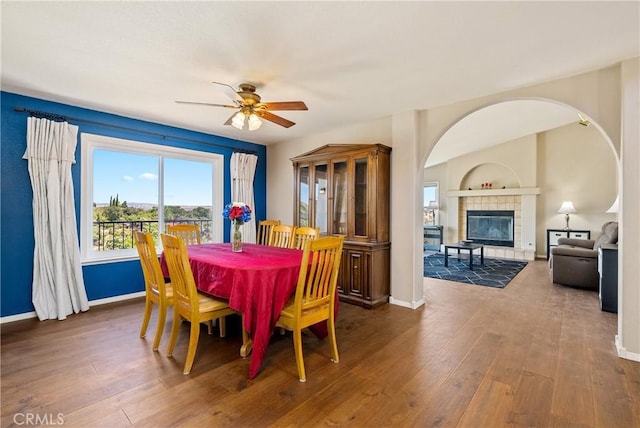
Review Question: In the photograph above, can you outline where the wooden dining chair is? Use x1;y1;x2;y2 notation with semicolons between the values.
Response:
161;233;236;375
275;235;345;382
269;224;295;248
290;226;320;250
134;231;174;351
256;219;280;245
166;223;201;245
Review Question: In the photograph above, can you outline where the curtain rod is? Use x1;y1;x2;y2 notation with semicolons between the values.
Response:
13;106;259;155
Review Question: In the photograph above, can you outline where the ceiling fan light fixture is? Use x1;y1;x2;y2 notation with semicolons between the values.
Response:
177;81;307;129
248;113;262;131
231;111;246;130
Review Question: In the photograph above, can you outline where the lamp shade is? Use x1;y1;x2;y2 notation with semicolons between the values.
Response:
427;200;439;210
231;111;245;130
606;196;619;213
247;113;262;131
558;201;576;214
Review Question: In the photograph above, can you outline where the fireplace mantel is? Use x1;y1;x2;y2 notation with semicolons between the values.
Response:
448;187;540;197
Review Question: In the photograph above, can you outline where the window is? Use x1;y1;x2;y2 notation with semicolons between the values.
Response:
80;133;223;263
423;182;439;226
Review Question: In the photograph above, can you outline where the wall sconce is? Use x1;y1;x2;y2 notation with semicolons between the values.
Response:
577;113;591;127
558;201;576;230
606;195;619;214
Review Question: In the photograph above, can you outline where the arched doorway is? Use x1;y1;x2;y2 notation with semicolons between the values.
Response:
421;98;618;264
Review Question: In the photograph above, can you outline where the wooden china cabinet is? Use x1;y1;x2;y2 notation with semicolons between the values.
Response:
291;144;391;309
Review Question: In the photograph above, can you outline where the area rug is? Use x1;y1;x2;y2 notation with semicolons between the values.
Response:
423;253;528;288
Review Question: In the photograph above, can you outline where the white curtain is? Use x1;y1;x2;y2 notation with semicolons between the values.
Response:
230;152;258;243
23;117;89;320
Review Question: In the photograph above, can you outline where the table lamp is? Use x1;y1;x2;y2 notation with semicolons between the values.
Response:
427;200;439;225
558;201;576;230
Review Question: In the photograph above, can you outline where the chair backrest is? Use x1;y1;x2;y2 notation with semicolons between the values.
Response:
593;221;619;249
167;223;201;245
160;233;198;311
293;236;345;315
269;224;295;248
257;219;281;245
133;231;167;297
290;226;320;250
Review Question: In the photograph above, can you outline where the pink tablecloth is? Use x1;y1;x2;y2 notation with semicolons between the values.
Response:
161;242;326;379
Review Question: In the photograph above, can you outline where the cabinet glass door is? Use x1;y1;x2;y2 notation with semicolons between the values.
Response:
315;164;328;234
332;161;348;235
354;158;368;237
298;166;310;227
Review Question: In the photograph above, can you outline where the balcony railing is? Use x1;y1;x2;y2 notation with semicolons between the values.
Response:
93;219;213;251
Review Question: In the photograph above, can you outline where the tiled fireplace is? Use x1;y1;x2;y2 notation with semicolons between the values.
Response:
447;188;539;261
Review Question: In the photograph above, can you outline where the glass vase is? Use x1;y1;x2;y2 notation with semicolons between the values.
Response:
232;221;243;252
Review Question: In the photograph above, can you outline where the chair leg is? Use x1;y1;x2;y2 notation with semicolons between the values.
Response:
139;298;153;338
207;320;214;335
183;320;201;375
219;316;226;338
166;311;181;357
328;315;339;364
152;303;167;351
240;314;253;358
292;327;306;382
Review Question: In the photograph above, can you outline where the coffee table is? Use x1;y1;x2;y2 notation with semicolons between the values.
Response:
444;242;484;270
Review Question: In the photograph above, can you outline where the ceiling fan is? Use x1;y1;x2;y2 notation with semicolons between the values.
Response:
176;82;308;130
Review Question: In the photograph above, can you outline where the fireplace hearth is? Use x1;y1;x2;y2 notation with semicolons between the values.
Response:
467;210;515;247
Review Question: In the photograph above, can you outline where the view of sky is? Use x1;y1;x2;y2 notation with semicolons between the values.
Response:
424;185;437;206
93;150;213;206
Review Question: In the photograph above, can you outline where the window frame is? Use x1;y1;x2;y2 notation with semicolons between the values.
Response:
80;133;224;264
423;181;439;226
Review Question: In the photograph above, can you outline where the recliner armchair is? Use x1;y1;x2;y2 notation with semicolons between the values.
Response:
549;221;618;290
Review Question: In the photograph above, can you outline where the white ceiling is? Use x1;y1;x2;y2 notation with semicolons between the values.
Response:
2;1;639;160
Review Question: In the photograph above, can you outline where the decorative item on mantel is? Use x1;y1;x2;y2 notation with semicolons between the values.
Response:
481;182;493;189
222;202;252;252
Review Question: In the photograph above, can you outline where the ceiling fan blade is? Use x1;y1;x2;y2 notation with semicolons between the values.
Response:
223;112;236;126
259;110;296;128
211;81;244;103
175;101;236;109
261;101;308;111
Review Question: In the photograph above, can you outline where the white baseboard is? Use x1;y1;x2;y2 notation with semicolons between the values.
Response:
0;292;145;324
615;334;640;362
0;311;38;324
389;296;425;309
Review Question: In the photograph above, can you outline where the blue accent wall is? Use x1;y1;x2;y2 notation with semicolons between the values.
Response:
0;91;267;318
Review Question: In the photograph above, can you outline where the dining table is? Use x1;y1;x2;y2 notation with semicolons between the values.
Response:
161;242;329;379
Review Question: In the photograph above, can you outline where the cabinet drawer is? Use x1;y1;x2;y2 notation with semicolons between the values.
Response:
569;231;588;240
549;231;565;245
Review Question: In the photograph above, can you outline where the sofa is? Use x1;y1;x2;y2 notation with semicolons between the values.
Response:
549;221;618;290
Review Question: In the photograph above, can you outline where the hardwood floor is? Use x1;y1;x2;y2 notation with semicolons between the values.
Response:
2;260;639;427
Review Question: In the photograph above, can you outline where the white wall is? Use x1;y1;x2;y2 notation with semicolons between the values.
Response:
447;134;538;189
537;122;618;250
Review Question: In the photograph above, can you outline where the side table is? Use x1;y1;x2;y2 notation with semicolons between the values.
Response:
424;225;443;251
598;243;618;313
